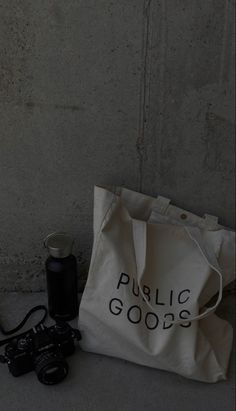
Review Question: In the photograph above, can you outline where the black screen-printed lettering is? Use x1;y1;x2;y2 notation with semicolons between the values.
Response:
178;289;191;304
155;289;165;305
142;285;151;302
179;310;191;328
109;298;123;315
127;305;142;324
117;273;130;290
132;279;140;297
163;313;174;329
145;312;159;330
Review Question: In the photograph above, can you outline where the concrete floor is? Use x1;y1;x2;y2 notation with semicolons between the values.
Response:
0;292;235;411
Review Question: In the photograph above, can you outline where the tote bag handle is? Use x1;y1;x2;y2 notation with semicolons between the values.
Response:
132;219;223;325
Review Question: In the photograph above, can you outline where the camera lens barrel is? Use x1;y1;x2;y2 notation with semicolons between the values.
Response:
35;351;68;385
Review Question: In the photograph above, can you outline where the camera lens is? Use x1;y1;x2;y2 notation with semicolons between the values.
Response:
34;351;68;385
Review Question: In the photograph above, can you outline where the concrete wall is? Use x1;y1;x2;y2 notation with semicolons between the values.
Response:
0;1;235;291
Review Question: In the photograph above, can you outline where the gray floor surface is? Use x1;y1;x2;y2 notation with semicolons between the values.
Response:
0;292;235;411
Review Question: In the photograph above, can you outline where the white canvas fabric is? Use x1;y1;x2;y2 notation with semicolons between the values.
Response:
78;186;235;382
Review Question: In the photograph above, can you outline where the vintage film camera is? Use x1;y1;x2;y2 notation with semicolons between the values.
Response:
0;322;81;385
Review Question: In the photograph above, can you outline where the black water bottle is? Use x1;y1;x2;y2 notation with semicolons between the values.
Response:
44;232;78;321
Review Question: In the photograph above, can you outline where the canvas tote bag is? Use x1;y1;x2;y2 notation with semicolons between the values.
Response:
78;186;235;382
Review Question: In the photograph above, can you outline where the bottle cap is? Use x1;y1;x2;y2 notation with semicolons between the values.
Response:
44;232;74;258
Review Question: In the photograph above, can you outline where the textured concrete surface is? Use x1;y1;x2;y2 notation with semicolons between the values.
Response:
0;292;235;411
0;1;235;291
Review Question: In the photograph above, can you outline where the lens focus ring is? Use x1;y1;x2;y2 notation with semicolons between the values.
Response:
34;351;68;385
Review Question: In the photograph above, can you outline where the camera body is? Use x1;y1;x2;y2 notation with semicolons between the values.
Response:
1;322;81;384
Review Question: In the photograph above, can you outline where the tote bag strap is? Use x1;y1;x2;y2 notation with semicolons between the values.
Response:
132;219;223;325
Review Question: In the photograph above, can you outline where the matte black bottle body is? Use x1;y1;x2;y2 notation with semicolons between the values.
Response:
46;255;78;321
